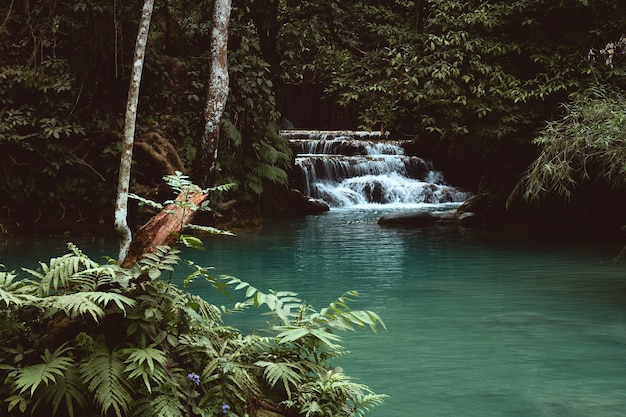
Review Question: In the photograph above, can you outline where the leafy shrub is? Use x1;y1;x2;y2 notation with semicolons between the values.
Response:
511;85;626;203
0;243;386;417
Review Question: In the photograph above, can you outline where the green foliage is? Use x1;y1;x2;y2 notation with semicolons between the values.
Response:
510;85;626;203
221;21;294;196
80;344;134;417
0;241;386;417
268;0;626;149
3;0;626;225
12;344;75;397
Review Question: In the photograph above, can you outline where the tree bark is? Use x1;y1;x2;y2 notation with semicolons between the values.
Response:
114;0;154;263
120;186;207;268
193;0;232;188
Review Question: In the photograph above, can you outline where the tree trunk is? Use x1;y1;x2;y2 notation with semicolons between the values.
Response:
120;186;207;268
121;0;233;267
193;0;232;188
114;0;154;263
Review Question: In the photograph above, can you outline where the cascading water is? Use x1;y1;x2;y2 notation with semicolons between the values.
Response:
284;130;471;209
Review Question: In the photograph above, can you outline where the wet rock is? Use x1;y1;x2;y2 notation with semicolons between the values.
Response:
377;211;438;227
377;209;476;227
282;188;330;215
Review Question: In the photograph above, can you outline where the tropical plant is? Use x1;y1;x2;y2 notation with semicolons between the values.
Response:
509;85;626;203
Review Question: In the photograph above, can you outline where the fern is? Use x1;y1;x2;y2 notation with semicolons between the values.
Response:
21;243;100;295
252;162;289;184
80;344;133;417
255;360;303;399
133;394;186;417
84;291;136;314
198;337;262;411
12;344;75;396
120;344;169;393
224;278;385;348
0;270;38;307
295;371;388;417
128;193;164;211
184;223;236;236
315;291;387;333
183;293;222;324
138;245;181;280
222;118;243;147
32;365;87;417
43;293;105;321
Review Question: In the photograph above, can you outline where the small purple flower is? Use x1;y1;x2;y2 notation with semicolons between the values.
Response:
222;403;230;414
187;372;200;386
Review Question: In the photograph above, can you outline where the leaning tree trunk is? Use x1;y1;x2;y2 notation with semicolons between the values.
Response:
120;186;207;268
193;0;232;188
115;0;154;263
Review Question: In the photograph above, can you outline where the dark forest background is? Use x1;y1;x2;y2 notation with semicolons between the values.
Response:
2;0;626;236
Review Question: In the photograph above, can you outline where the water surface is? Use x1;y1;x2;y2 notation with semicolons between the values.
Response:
2;208;625;417
185;208;626;417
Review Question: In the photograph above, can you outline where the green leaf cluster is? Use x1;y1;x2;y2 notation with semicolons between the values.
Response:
510;85;626;203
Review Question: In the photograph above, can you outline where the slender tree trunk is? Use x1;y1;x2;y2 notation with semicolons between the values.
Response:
120;0;232;267
193;0;232;188
114;0;154;263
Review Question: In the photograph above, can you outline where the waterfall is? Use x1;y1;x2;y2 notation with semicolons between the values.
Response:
284;130;471;209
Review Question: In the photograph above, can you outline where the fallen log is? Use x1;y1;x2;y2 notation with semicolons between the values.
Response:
121;186;207;268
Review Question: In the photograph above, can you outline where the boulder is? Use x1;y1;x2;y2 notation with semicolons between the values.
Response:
377;209;478;227
377;210;438;227
282;188;330;215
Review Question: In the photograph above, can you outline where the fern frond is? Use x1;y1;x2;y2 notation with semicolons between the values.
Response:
163;171;194;193
74;263;131;290
138;246;180;280
22;244;100;295
296;371;388;417
32;365;87;417
183;293;222;324
13;344;75;396
0;271;38;307
43;293;104;321
80;344;133;417
316;291;387;333
245;173;264;195
255;360;303;399
252;163;289;184
274;326;343;347
133;394;186;417
128;193;164;210
184;223;236;236
120;345;169;393
352;393;389;417
202;181;237;194
222;118;243;146
83;291;136;315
